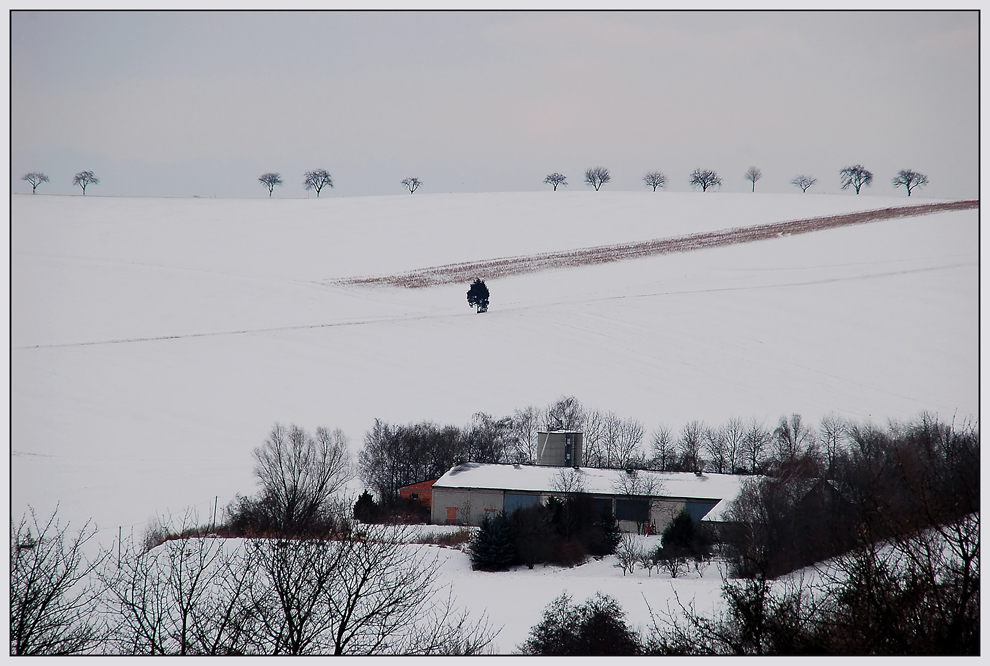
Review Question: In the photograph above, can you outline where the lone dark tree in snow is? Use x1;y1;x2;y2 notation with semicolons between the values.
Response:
22;172;49;194
72;171;99;195
891;169;928;196
643;171;667;192
744;166;762;192
303;169;333;197
543;173;567;191
584;167;610;191
467;279;489;313
471;512;515;571
839;165;873;194
689;169;722;192
259;172;283;197
791;175;817;193
402;177;422;194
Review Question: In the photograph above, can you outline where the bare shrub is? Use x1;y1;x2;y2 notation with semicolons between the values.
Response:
415;527;473;548
10;506;105;655
249;522;496;654
613;535;639;576
100;517;257;655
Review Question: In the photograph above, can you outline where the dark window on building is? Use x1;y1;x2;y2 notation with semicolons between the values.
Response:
505;492;542;514
615;498;649;522
593;497;613;517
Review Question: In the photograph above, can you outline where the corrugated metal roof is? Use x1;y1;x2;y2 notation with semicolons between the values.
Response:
434;463;754;508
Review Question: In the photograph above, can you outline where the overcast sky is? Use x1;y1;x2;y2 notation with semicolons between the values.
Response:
11;10;979;200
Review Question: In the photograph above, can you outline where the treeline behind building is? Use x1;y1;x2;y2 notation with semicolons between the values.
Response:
721;413;979;578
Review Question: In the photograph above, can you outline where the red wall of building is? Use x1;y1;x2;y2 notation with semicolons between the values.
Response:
398;479;437;509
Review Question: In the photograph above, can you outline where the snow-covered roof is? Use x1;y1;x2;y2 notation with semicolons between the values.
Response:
699;498;734;523
434;463;753;507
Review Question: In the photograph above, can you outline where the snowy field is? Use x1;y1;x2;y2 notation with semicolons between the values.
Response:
421;535;728;653
10;191;978;651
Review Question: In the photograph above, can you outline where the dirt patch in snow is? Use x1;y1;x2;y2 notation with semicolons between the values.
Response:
333;200;978;289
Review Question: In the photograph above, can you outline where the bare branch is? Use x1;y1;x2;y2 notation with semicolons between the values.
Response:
10;506;105;654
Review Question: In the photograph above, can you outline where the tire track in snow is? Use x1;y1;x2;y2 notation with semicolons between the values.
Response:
330;200;978;289
15;260;970;350
12;314;452;350
16;202;976;351
584;261;976;303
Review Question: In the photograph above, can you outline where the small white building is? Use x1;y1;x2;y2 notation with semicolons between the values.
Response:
430;462;752;534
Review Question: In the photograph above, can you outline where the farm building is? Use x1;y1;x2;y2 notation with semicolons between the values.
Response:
398;479;438;509
429;462;753;534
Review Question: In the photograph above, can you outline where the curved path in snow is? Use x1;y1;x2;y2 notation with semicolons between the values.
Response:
333;200;978;289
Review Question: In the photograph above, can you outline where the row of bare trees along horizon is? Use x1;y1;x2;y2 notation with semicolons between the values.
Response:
19;165;930;196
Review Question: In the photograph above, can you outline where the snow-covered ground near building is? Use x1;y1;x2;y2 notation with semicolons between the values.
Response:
10;191;978;652
423;536;729;653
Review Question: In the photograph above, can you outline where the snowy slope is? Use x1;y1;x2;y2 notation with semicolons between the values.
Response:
11;191;977;554
425;537;728;653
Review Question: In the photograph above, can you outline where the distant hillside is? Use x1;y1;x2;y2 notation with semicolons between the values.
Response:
11;192;978;544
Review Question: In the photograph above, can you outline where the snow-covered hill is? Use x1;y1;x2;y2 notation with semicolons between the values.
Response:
11;191;977;554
